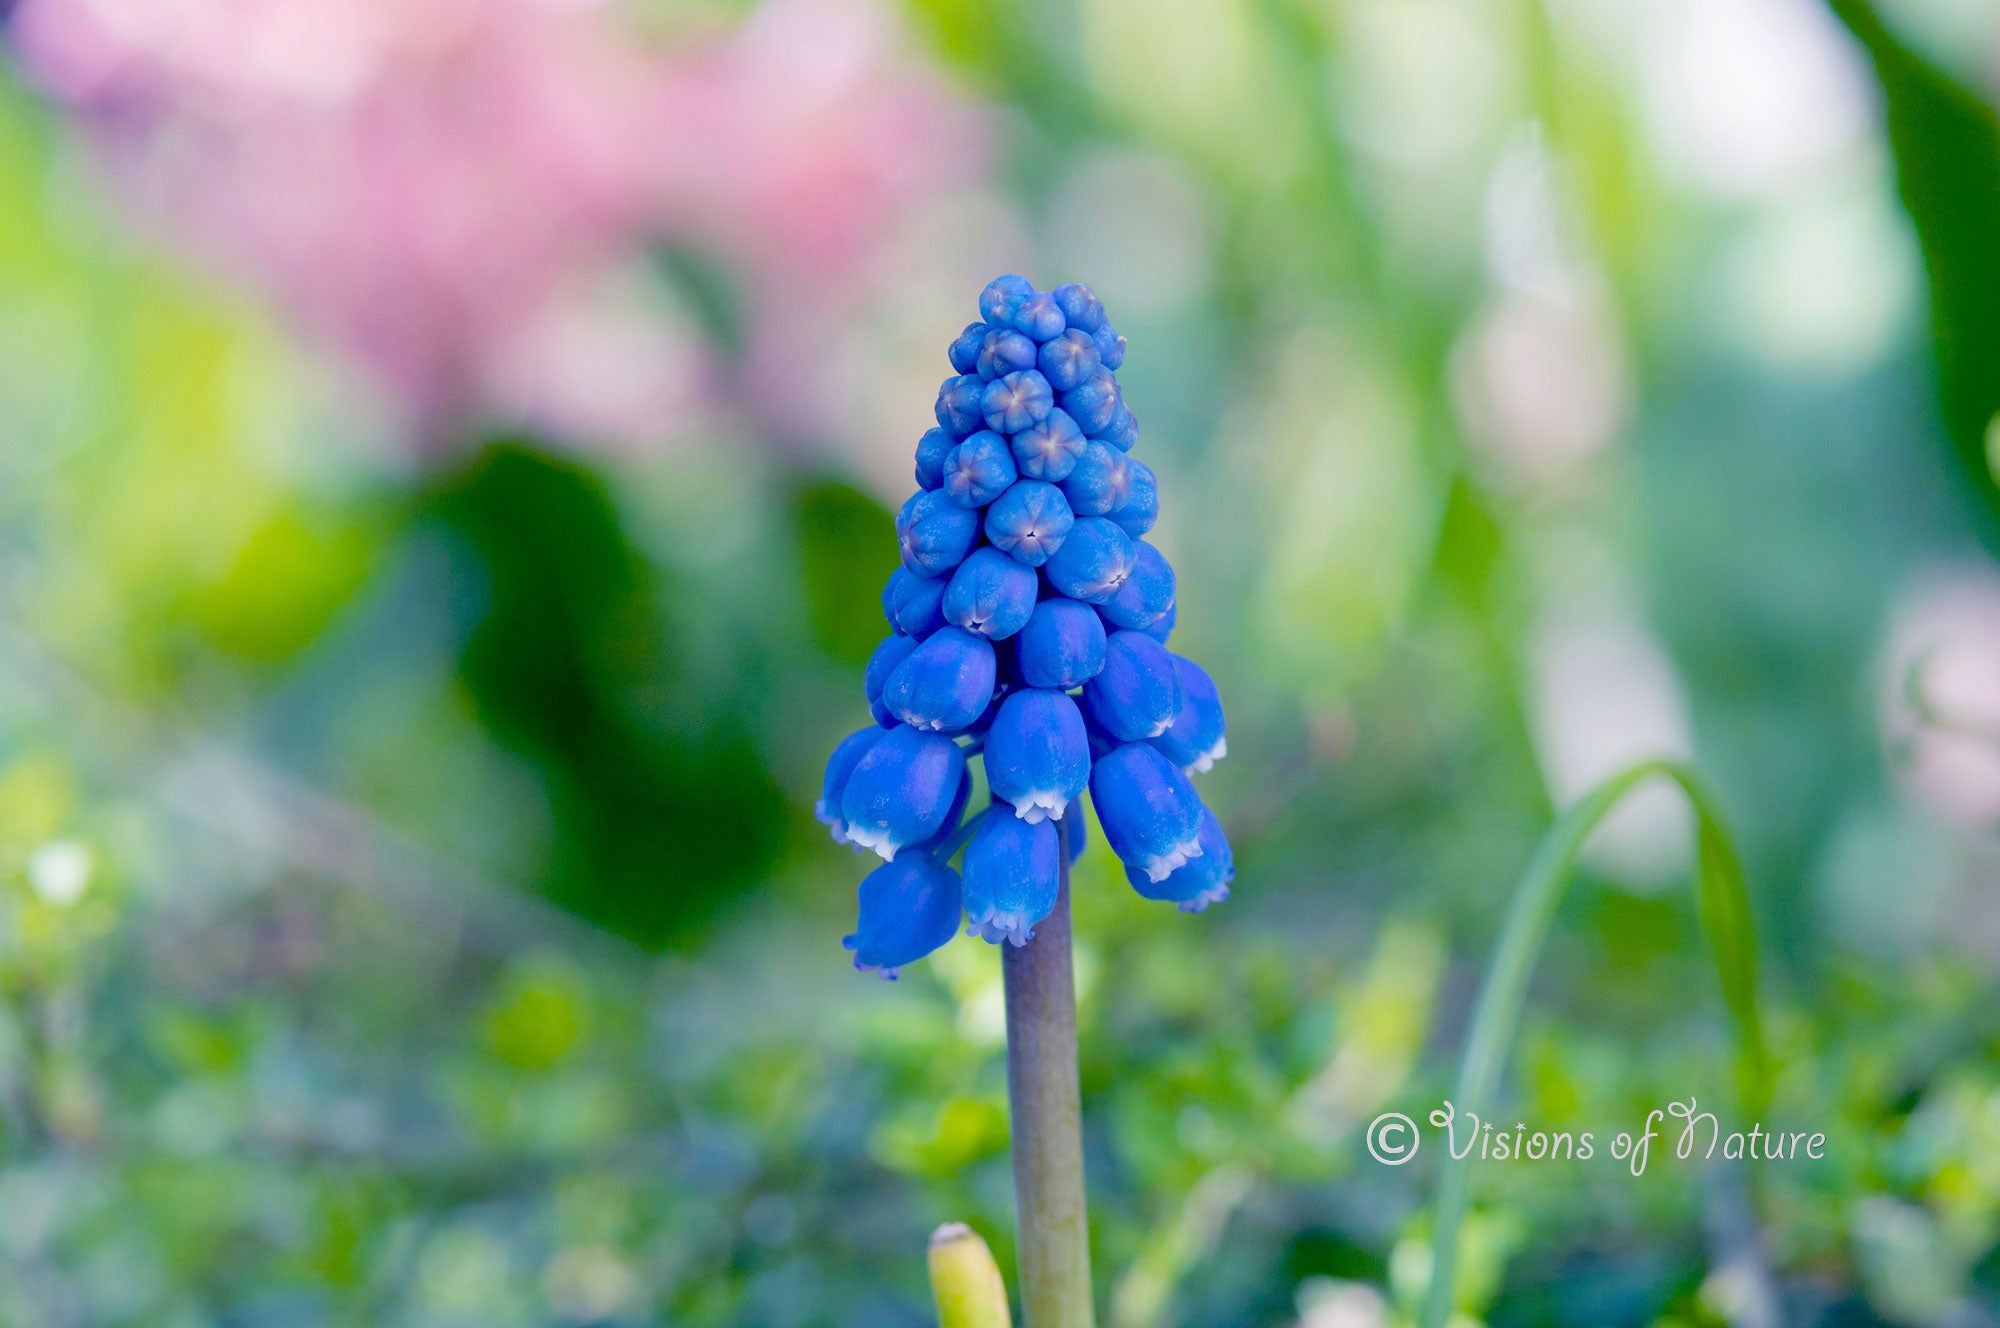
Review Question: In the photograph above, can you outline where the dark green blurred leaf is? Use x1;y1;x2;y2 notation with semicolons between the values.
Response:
427;441;783;947
1831;0;2000;552
794;476;899;666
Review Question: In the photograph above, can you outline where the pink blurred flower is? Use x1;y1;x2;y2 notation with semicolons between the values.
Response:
10;0;986;452
1883;566;2000;831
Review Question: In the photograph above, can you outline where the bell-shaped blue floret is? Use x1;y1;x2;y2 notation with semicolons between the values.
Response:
984;480;1074;567
1093;322;1127;371
1127;806;1231;911
840;725;967;860
1037;329;1101;392
1099;540;1175;630
844;854;964;979
865;634;920;726
1059;368;1120;435
1099;404;1139;451
883;567;947;637
1140;600;1176;644
1043;517;1136;604
1010;408;1087;482
1149;655;1226;773
910;764;973;855
897;489;981;578
944;548;1039;640
948;322;987;376
1060;441;1133;516
1089;743;1203;882
936;374;989;437
984;689;1090;824
980;274;1035;326
962;811;1061;945
1016;597;1107;689
882;626;997;733
818;726;887;845
1081;630;1184;741
916;427;953;489
977;327;1037;379
1015;291;1066;342
1110;460;1158;538
1053;282;1105;333
942;431;1018;507
983;369;1054;435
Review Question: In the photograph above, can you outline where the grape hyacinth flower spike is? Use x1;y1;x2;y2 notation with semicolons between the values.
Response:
818;276;1234;1328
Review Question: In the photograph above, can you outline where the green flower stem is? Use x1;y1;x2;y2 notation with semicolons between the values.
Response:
1418;758;1769;1328
1002;814;1095;1328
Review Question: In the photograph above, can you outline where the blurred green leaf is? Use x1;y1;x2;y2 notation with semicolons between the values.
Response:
1830;0;2000;552
427;441;783;946
793;477;898;667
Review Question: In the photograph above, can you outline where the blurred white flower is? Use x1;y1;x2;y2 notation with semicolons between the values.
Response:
1454;129;1631;491
1717;174;1920;375
1636;0;1875;201
1882;565;2000;830
27;840;92;906
1294;1277;1388;1328
1452;278;1630;491
1527;590;1695;886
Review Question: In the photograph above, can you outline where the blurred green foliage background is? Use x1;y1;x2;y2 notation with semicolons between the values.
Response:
3;0;2000;1324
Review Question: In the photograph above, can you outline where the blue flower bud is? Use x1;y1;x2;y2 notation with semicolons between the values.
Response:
1127;806;1230;911
941;431;1018;507
884;567;947;636
962;811;1060;945
1010;408;1087;482
1099;403;1139;451
1149;655;1225;773
841;725;968;859
982;369;1054;434
866;633;920;726
1053;282;1105;333
948;322;988;375
1043;516;1136;604
1059;368;1120;435
845;854;964;978
818;725;887;843
1089;742;1204;882
915;427;953;489
935;374;989;437
1014;291;1067;341
883;626;998;733
980;274;1036;326
1036;328;1101;392
1092;322;1127;371
1081;629;1184;741
897;490;981;578
1059;440;1133;516
984;480;1074;567
1139;600;1176;644
1098;539;1175;630
1016;597;1107;689
985;689;1090;823
943;547;1039;640
1110;460;1158;538
977;327;1038;380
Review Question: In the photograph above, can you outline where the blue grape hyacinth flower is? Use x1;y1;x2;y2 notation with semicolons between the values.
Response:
826;276;1235;978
